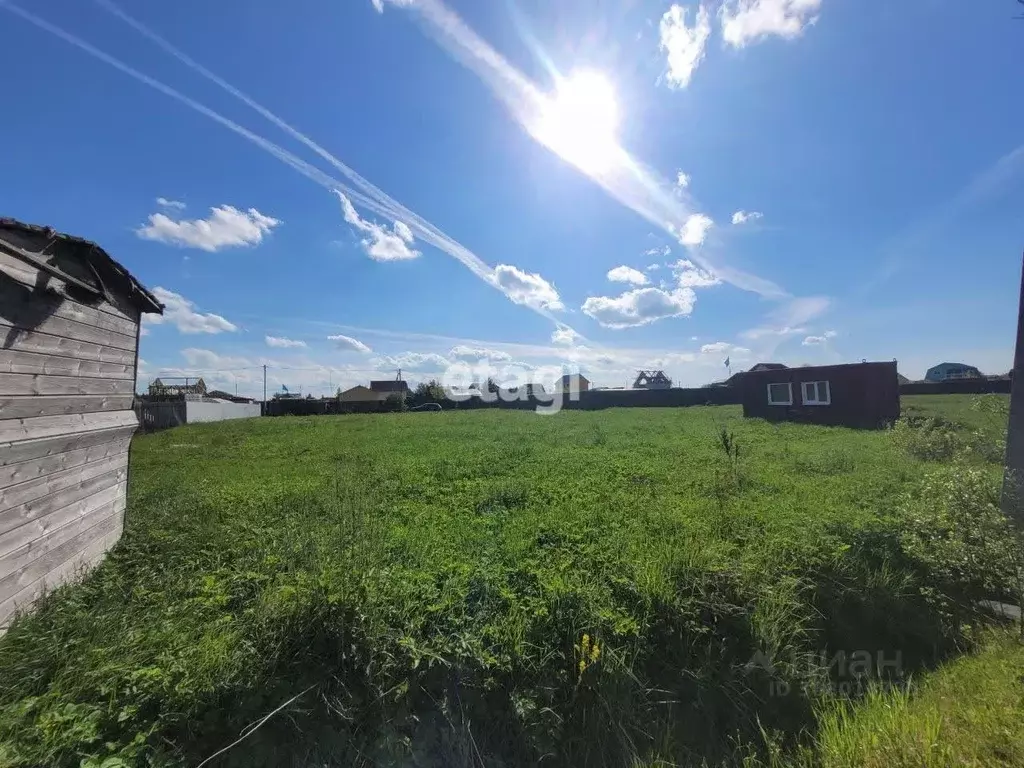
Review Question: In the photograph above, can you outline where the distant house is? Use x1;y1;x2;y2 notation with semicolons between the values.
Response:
896;374;912;386
339;385;389;403
740;361;899;429
925;362;981;382
149;377;207;397
558;374;590;393
721;363;787;387
370;380;410;395
633;370;672;389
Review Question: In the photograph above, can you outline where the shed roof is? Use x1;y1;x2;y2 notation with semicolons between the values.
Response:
741;360;896;380
0;218;163;314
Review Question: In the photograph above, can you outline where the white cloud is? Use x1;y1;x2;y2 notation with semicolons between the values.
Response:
650;352;698;367
678;214;714;247
449;345;512;363
660;4;712;89
328;334;372;353
778;296;831;326
146;288;237;334
676;171;690;189
551;326;582;345
671;259;721;288
582;286;696;329
731;210;764;225
741;325;807;340
136;205;280;252
804;330;837;346
180;347;252;369
492;264;564;311
370;0;414;12
701;342;751;355
265;336;307;349
375;352;450;372
337;191;420;261
607;265;649;286
644;245;671;260
720;0;822;48
156;197;186;210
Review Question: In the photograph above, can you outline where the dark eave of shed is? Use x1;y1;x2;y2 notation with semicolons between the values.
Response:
0;217;164;315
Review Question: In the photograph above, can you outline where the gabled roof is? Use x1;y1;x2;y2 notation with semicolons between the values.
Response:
370;380;410;393
0;218;163;314
749;363;788;371
340;385;388;401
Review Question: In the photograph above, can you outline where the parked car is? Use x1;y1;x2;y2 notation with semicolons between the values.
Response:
410;403;443;412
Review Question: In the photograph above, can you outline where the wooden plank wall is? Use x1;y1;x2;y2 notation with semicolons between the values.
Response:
0;249;141;629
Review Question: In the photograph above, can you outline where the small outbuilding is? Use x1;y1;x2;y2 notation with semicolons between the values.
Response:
0;218;162;629
739;361;899;429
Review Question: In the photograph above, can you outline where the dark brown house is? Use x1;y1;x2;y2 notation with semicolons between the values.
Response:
370;380;410;395
739;361;899;428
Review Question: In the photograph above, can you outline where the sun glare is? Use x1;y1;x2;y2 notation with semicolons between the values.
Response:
535;70;621;175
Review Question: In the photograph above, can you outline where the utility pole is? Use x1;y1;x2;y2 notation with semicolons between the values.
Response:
263;365;267;413
1002;252;1024;526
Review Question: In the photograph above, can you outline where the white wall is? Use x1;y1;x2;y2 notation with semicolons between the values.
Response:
185;401;261;424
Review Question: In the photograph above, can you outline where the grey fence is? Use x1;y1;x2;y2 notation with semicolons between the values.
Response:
262;379;1013;419
135;401;187;431
900;379;1011;396
264;386;741;417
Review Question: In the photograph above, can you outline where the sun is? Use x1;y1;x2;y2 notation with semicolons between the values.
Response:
534;70;621;175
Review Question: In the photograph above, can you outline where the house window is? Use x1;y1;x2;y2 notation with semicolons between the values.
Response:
767;382;793;405
801;380;831;406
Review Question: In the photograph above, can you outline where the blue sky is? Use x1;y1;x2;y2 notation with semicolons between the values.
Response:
1;0;1021;397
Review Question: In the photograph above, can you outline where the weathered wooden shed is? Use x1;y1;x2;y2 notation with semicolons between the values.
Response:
0;218;162;628
740;361;900;429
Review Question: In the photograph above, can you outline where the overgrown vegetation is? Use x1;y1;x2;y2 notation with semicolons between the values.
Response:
813;631;1024;768
0;396;1020;766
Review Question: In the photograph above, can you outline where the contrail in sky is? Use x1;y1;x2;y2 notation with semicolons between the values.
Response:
376;0;787;299
0;0;569;327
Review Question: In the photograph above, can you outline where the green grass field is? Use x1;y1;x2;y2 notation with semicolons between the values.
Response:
0;396;1021;767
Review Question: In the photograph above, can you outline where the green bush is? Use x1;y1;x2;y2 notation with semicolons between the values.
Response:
889;417;963;462
896;462;1023;613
